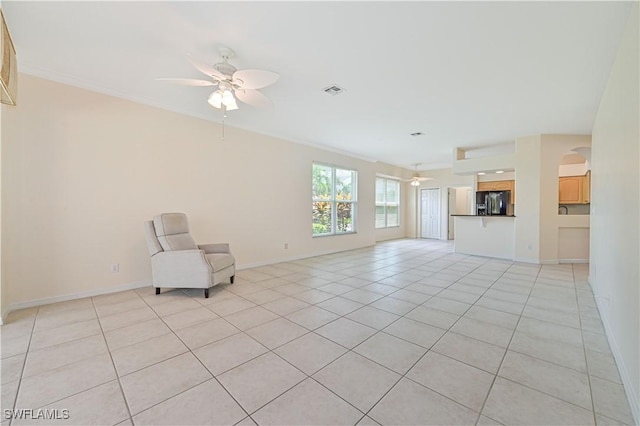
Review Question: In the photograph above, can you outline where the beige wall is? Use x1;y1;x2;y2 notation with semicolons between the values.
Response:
2;74;410;310
590;3;639;421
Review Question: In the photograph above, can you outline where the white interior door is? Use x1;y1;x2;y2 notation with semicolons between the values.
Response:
421;188;441;239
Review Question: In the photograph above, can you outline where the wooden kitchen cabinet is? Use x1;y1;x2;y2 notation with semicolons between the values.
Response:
559;175;586;204
477;180;515;203
478;180;511;191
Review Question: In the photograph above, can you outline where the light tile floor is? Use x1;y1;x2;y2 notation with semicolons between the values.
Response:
1;239;635;425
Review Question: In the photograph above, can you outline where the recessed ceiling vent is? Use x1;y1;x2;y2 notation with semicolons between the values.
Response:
323;85;345;95
410;132;424;137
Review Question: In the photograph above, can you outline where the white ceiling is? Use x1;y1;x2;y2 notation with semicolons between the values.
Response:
3;1;633;171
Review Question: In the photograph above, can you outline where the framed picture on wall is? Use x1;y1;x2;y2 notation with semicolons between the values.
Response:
0;9;16;106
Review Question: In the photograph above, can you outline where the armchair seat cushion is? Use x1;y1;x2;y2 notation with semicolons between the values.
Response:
206;253;235;271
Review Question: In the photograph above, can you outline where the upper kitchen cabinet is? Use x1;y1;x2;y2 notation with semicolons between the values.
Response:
559;176;583;203
558;150;591;205
559;172;590;204
477;180;515;203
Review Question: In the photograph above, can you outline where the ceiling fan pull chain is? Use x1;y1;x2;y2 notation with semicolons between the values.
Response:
222;106;227;141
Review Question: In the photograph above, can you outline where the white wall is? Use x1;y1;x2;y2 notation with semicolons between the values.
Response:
513;135;542;263
1;74;410;310
557;228;589;262
559;162;589;177
590;4;639;422
477;171;515;182
455;187;471;215
0;75;4;323
0;0;7;322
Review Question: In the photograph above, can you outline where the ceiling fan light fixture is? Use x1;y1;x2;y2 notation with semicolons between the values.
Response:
410;180;421;187
208;91;222;108
222;89;235;105
225;97;238;111
208;89;239;110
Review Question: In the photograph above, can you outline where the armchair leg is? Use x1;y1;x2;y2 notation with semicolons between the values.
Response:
230;275;235;284
204;288;209;298
156;288;160;295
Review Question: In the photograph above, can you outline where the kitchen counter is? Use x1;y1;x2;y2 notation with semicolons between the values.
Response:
453;216;515;260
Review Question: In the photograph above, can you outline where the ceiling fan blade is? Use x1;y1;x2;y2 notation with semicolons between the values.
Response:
232;69;279;90
156;78;215;87
234;89;273;108
187;55;225;80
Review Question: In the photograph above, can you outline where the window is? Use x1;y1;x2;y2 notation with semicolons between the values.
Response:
312;163;357;236
375;178;400;228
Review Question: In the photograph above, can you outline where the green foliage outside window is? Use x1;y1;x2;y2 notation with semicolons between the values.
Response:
313;164;357;235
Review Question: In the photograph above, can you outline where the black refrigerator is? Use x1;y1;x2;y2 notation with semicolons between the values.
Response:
476;191;510;215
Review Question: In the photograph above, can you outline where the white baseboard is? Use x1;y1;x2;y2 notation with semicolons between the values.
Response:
514;257;588;265
513;256;541;264
591;282;640;425
236;245;375;270
6;280;151;315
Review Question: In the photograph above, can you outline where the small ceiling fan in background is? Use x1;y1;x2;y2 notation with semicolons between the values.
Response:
158;47;279;113
403;163;433;186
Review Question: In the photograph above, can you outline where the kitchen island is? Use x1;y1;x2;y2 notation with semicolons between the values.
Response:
452;215;516;260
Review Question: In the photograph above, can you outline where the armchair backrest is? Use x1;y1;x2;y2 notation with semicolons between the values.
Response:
144;221;163;256
152;213;198;252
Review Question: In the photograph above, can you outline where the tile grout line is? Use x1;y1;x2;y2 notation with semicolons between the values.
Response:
4;242;627;425
10;297;145;424
89;296;135;425
472;265;602;421
573;263;600;426
470;261;541;424
132;287;255;424
7;305;40;426
351;256;516;424
193;252;488;423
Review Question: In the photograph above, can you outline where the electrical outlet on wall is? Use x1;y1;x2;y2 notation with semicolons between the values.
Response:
110;264;119;273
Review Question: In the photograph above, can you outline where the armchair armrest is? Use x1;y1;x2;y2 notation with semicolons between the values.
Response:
151;249;212;287
198;243;231;254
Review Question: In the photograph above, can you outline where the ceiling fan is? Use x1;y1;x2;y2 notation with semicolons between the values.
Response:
403;163;434;186
158;47;279;113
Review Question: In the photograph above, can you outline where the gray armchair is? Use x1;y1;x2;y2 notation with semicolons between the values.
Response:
144;213;235;298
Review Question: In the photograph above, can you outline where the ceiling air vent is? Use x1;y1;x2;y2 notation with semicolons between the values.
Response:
323;85;345;95
410;132;424;137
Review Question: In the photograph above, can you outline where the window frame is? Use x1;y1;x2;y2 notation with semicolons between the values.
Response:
375;177;401;229
312;162;358;237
